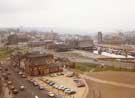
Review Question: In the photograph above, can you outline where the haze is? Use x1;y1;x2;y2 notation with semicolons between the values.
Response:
0;0;135;33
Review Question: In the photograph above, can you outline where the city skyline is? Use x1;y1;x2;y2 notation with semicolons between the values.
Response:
0;0;135;33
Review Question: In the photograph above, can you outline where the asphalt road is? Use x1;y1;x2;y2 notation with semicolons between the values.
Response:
2;64;62;98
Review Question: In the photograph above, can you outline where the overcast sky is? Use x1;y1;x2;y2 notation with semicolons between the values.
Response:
0;0;135;33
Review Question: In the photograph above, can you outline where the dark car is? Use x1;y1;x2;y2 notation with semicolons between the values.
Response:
21;74;27;78
9;85;15;90
33;82;38;86
5;68;8;71
39;86;44;90
0;67;2;70
12;89;18;94
49;82;55;86
7;72;11;75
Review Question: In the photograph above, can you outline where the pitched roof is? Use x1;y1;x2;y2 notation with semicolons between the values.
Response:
25;52;55;66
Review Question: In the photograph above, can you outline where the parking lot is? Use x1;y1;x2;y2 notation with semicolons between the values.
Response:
32;72;87;98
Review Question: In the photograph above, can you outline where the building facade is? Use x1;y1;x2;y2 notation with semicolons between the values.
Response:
24;53;63;76
97;32;103;44
78;39;94;50
10;51;63;76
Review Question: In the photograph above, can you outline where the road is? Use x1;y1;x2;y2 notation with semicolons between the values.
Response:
3;63;62;98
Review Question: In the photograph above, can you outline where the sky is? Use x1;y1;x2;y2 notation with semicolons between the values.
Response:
0;0;135;33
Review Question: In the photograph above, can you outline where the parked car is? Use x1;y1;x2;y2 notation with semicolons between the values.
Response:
33;82;38;86
39;86;44;90
48;82;55;86
21;74;27;78
0;67;2;70
4;68;8;71
46;80;51;84
53;74;57;77
3;75;8;80
7;72;11;75
18;71;23;75
68;90;76;95
35;96;39;98
9;85;15;90
7;81;12;85
61;87;69;91
28;78;35;83
20;85;25;91
52;84;59;89
48;92;55;97
66;72;74;77
54;85;60;89
74;79;85;87
64;89;76;95
52;84;57;88
2;73;7;77
12;89;18;94
58;85;65;90
49;74;54;77
56;73;61;76
15;70;19;73
60;72;64;75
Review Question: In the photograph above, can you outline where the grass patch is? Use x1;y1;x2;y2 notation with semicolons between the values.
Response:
74;62;135;73
75;62;97;72
94;66;135;72
61;52;90;59
0;48;14;60
0;47;29;60
14;48;30;54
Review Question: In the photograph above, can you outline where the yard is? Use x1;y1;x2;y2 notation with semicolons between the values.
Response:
86;71;135;98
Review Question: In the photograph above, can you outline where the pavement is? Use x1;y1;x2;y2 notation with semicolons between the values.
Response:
32;67;87;98
34;75;86;98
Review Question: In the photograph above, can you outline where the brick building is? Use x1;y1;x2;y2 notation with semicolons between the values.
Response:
24;53;63;76
10;51;63;76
